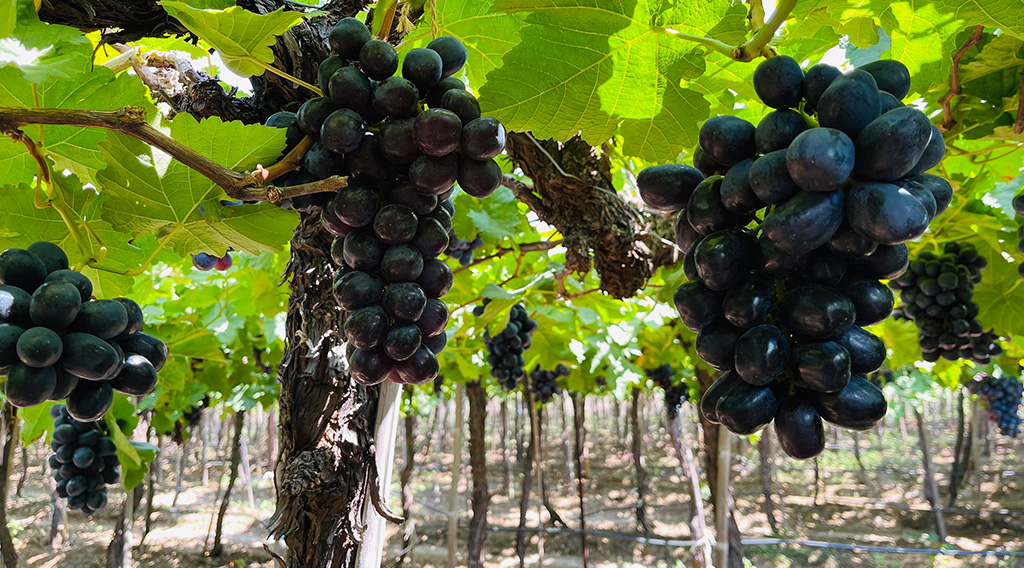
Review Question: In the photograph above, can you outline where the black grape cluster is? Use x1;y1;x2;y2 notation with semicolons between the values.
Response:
0;242;166;421
48;403;120;515
444;233;484;266
968;373;1022;437
647;364;689;419
1014;194;1024;281
890;243;1002;363
475;301;536;390
269;22;507;386
642;57;947;459
191;251;233;271
530;364;568;404
646;364;674;389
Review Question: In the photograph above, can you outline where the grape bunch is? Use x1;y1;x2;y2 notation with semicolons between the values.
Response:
646;364;674;389
1013;194;1024;281
968;373;1023;437
444;233;484;266
48;403;120;515
0;242;166;421
643;57;947;459
530;364;568;404
191;251;233;271
647;365;689;419
475;301;537;390
271;21;507;386
890;243;1002;363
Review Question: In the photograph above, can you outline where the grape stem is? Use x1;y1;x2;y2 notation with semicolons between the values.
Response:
655;0;796;62
372;0;399;40
0;106;346;203
939;25;985;132
453;239;564;274
254;59;322;96
2;127;104;262
1014;69;1024;135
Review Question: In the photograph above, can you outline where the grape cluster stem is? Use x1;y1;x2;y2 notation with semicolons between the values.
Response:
654;0;798;63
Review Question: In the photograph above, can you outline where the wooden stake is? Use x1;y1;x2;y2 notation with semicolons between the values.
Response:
446;382;465;568
715;425;732;568
915;408;948;543
357;380;404;568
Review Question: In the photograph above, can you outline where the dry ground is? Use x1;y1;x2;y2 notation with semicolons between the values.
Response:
6;397;1023;567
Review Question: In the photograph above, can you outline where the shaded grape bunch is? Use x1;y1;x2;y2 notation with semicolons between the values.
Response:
642;57;946;460
867;368;893;388
293;25;504;386
476;301;537;390
0;242;166;420
530;364;568;404
647;365;688;419
48;403;120;515
445;233;484;266
890;243;1001;363
1014;193;1024;281
192;251;233;271
968;373;1023;437
646;364;674;390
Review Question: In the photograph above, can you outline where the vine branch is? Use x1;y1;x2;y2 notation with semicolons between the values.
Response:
453;239;564;274
939;25;985;132
0;106;345;203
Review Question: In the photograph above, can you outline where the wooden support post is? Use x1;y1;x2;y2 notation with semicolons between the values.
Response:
715;425;732;568
915;408;948;544
356;380;404;568
446;383;465;568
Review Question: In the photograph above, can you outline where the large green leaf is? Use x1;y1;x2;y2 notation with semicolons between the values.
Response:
0;0;92;83
401;0;527;87
478;0;744;162
0;66;154;185
933;0;1024;40
0;178;145;297
97;114;297;256
159;1;307;78
0;0;15;37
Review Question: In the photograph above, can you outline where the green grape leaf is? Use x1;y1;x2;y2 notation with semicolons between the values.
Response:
97;114;298;256
972;238;1024;337
933;0;1024;40
0;0;15;37
961;34;1024;90
0;178;145;297
0;138;36;184
124;441;158;490
159;1;307;78
401;0;527;86
18;401;56;445
0;66;155;185
453;185;526;241
478;0;740;162
840;17;880;49
0;0;93;83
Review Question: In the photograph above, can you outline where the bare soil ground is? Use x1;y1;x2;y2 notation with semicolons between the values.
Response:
6;398;1023;568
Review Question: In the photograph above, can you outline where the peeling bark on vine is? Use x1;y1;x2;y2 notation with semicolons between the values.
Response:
504;134;676;298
